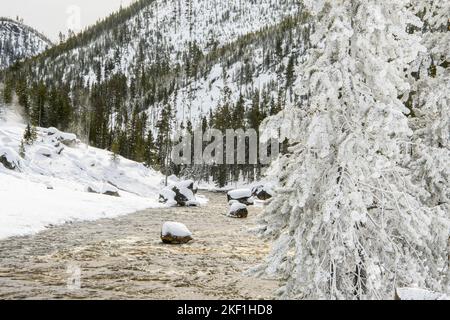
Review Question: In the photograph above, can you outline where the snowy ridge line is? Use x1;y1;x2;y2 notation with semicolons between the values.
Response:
0;17;52;69
0;17;53;46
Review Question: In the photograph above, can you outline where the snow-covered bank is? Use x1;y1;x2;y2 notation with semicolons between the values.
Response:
0;174;160;239
0;105;168;239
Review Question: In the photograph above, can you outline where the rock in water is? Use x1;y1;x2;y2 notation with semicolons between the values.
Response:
173;186;191;206
228;202;248;218
161;222;193;244
252;184;274;200
227;189;254;205
159;180;198;207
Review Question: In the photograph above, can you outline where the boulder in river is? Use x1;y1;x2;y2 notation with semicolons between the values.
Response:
161;222;193;244
252;184;274;201
227;188;254;206
228;202;248;218
159;180;199;207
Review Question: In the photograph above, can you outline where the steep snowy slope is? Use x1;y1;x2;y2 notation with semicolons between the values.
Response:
0;104;168;239
151;16;311;126
0;18;52;69
26;0;301;85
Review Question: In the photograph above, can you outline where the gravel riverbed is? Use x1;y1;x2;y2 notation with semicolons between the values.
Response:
0;192;278;300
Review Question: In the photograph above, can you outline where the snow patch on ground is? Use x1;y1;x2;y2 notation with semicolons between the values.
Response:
0;105;168;239
396;288;448;300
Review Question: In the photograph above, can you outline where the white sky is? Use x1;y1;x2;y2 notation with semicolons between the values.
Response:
1;0;137;42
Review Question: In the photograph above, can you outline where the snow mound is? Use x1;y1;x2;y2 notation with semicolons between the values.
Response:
396;288;448;300
159;188;177;206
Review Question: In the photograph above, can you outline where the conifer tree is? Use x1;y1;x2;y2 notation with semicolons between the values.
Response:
110;138;120;164
22;123;37;146
258;0;447;299
156;103;174;183
2;78;13;105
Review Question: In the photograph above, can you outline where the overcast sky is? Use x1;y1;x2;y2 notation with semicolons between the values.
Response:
1;0;137;42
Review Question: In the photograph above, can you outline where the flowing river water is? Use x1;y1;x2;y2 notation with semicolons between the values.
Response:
0;192;279;299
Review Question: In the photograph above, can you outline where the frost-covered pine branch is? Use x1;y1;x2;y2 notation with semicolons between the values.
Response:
258;0;449;299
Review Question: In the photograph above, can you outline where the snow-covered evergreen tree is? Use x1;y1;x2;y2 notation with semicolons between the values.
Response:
258;0;448;299
407;0;449;213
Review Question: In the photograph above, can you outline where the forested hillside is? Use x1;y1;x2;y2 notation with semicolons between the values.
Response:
1;0;308;186
0;17;52;70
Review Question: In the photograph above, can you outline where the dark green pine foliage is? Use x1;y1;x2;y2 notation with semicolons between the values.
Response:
156;103;174;173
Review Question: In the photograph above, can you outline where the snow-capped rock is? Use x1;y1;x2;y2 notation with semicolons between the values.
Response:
161;222;193;244
227;188;254;205
159;180;200;207
159;188;177;206
0;147;21;170
252;184;274;200
228;202;248;218
86;183;120;197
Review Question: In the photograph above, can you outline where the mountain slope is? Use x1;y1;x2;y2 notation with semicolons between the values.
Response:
2;0;311;185
23;0;301;85
0;18;52;70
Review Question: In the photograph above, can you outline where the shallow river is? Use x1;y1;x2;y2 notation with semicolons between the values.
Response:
0;192;278;299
